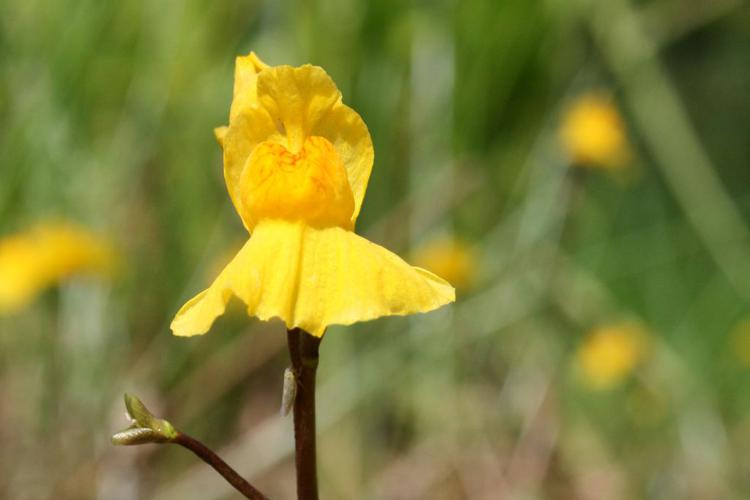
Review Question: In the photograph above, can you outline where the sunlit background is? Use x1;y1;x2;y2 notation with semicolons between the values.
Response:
2;0;750;498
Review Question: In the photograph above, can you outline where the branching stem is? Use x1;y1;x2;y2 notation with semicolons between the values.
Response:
172;432;268;500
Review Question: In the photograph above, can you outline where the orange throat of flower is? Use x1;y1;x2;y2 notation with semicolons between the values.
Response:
238;136;355;230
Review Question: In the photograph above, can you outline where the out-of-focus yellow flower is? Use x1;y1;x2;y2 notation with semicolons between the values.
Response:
171;52;454;338
412;237;477;293
575;323;649;390
0;222;114;314
559;91;631;169
730;318;750;367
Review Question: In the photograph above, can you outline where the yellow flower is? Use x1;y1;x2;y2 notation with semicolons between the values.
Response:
0;222;114;314
412;237;477;293
171;53;455;338
575;323;649;390
559;91;631;169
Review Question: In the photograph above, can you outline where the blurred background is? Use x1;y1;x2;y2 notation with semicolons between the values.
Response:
2;0;750;498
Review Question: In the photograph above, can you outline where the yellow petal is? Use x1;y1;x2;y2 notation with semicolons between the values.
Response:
312;102;373;223
171;220;454;337
229;51;269;123
222;105;282;228
221;52;276;225
291;223;454;335
256;65;342;153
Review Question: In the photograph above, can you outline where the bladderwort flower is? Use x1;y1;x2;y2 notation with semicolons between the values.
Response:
0;221;114;315
412;236;478;293
170;53;455;338
559;91;631;170
575;323;650;390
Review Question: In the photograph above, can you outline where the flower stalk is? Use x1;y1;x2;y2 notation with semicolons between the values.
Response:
287;328;321;500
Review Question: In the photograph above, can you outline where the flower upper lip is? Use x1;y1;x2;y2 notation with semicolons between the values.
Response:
218;56;374;231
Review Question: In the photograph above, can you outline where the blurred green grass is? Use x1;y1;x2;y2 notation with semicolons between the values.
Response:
2;0;750;498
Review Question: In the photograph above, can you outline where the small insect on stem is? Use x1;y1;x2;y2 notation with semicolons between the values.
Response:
280;367;297;416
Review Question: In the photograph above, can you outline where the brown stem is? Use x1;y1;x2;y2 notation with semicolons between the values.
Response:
287;328;321;500
173;432;268;500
